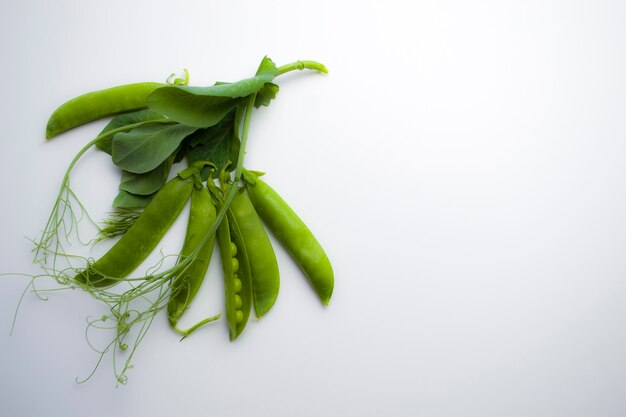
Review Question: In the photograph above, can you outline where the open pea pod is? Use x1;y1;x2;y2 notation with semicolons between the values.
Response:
216;201;252;341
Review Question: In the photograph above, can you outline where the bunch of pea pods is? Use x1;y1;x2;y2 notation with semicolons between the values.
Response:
76;162;333;340
36;57;333;367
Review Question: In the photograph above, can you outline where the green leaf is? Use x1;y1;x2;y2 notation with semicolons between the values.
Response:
255;83;279;107
255;56;278;78
112;124;197;174
146;91;239;129
119;153;175;195
97;109;166;154
185;109;241;180
112;190;155;208
146;57;278;128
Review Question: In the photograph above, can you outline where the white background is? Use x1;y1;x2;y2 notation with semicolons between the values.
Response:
1;0;626;416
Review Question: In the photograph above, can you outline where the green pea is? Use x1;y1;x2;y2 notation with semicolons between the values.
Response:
234;278;242;293
229;187;280;318
235;294;243;309
231;257;239;273
75;167;196;288
46;82;163;139
243;169;334;305
235;310;244;324
230;242;238;256
167;184;218;333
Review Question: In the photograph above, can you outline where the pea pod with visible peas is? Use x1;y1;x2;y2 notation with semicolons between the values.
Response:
223;178;280;318
167;174;220;336
243;169;334;305
216;205;253;340
75;162;205;288
46;82;163;139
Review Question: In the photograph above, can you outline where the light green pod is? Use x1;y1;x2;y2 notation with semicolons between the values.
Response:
229;186;280;318
46;82;162;139
75;164;204;288
168;185;217;330
243;170;333;305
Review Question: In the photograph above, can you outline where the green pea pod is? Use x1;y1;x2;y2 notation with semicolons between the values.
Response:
228;185;280;318
243;169;334;305
75;164;199;288
167;184;219;335
46;82;163;139
217;203;252;340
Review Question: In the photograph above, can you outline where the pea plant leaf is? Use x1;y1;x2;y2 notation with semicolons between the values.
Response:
185;108;241;180
112;124;197;174
112;189;155;209
255;83;279;107
119;153;176;196
146;92;239;129
146;57;278;128
97;109;167;154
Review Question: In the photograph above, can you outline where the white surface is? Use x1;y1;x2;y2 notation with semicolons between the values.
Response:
1;0;626;416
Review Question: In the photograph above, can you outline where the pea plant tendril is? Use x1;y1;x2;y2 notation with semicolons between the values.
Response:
9;57;334;385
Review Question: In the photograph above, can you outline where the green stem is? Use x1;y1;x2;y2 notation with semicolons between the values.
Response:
276;60;328;76
234;94;256;181
174;313;221;338
180;93;256;266
213;93;256;232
